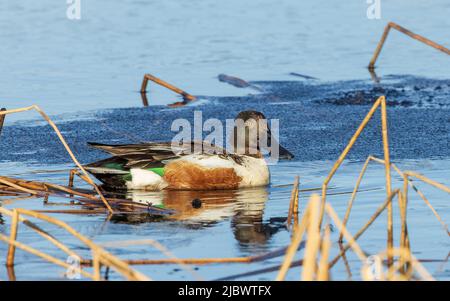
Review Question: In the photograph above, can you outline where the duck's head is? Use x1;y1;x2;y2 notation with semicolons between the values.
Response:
232;110;294;160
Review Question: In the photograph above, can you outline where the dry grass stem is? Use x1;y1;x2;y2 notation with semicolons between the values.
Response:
329;190;399;268
1;95;443;281
369;22;450;69
340;156;372;241
6;210;19;267
380;96;393;266
140;74;196;103
277;209;309;281
0;106;113;213
317;224;332;281
287;176;299;229
301;195;321;280
320;96;383;226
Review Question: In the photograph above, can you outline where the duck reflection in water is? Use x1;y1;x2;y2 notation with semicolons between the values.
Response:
109;187;284;246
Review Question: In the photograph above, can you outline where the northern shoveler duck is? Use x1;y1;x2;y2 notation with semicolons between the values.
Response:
84;111;294;191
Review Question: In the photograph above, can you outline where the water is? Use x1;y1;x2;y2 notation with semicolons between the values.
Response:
0;0;450;118
0;0;449;280
0;159;448;280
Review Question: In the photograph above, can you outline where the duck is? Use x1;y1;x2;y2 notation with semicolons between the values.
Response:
84;111;294;191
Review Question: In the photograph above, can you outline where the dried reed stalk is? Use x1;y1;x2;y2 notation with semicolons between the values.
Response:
339;156;372;242
98;239;202;281
368;22;450;69
325;203;367;264
320;96;384;226
141;92;149;107
4;208;150;280
329;190;400;267
276;208;309;281
338;154;449;270
301;195;321;280
6;266;16;281
68;168;92;190
383;159;447;235
380;96;393;266
0;177;38;195
0;232;94;279
287;176;299;229
0;176;94;200
6;210;19;267
339;242;353;280
83;257;256;265
409;185;449;236
0;108;5;136
36;209;107;214
352;156;450;236
0;207;81;260
140;73;196;101
92;252;102;281
0;175;172;215
293;177;300;225
0;203;215;279
0;106;113;213
399;189;410;274
16;208;149;279
404;171;450;194
320;96;393;233
379;248;434;281
83;245;292;266
317;224;331;281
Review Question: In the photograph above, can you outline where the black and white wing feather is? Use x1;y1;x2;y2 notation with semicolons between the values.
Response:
87;141;227;169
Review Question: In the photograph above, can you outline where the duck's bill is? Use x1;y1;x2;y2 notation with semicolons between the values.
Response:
265;131;294;160
278;145;295;160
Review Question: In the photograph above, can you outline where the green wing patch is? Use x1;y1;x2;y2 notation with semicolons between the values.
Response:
121;167;165;181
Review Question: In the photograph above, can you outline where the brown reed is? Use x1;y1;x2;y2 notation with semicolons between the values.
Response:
369;22;450;69
320;96;382;224
381;97;393;266
0;108;6;136
0;175;172;216
340;156;449;238
319;95;394;265
372;248;434;281
317;224;331;281
287;176;299;229
0;106;114;213
404;171;450;194
0;207;81;260
330;189;400;268
0;206;150;280
1;94;446;281
301;195;321;280
339;156;372;242
6;210;19;267
140;73;196;102
276;206;309;280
